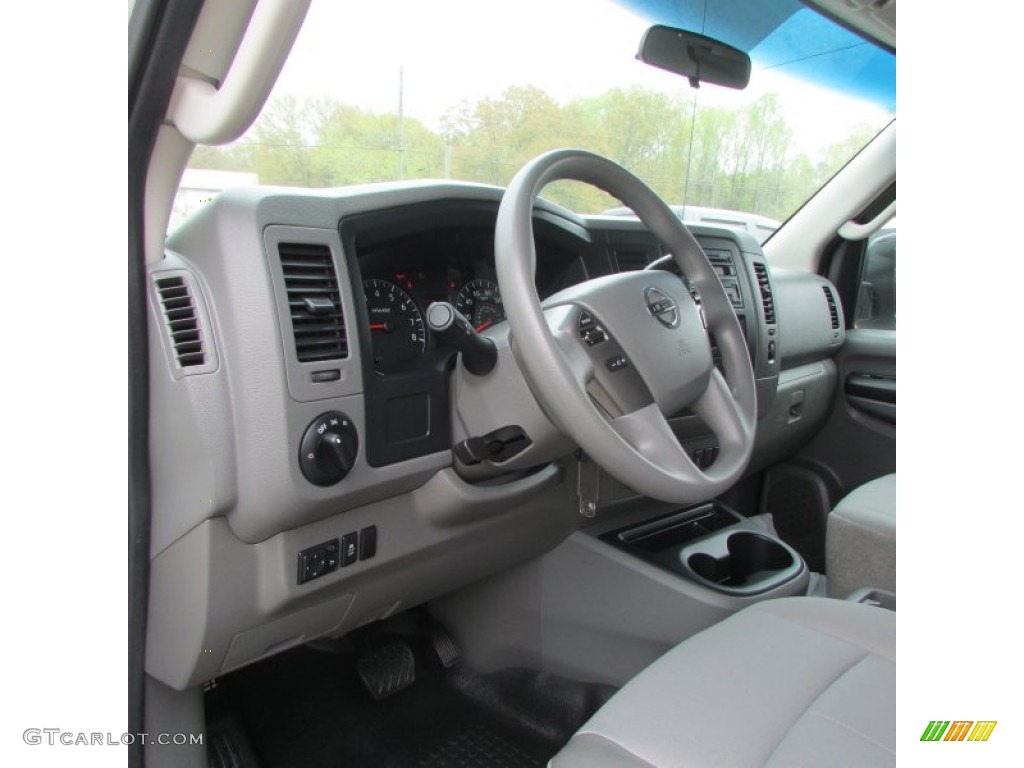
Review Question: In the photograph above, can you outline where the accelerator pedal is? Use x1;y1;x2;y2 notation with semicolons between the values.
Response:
425;621;460;668
356;642;416;700
206;712;262;768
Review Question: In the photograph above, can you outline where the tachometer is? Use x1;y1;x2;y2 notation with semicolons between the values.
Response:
363;279;426;372
455;279;505;332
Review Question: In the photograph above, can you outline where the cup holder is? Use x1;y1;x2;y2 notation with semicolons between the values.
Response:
603;502;805;595
687;531;795;588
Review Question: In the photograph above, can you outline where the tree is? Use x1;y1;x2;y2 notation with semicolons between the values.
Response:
187;86;884;221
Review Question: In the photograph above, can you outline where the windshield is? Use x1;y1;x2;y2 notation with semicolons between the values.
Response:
174;0;895;243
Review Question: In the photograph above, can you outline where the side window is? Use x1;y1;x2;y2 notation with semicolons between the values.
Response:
854;219;896;330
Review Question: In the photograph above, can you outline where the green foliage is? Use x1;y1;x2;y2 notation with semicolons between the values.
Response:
189;87;882;219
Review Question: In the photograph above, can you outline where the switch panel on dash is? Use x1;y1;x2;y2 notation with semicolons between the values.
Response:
297;539;339;584
296;527;379;585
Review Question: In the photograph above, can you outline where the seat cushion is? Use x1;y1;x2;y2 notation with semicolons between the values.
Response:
550;597;895;768
827;474;896;598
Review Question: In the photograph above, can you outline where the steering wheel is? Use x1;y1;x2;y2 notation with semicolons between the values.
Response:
495;149;756;502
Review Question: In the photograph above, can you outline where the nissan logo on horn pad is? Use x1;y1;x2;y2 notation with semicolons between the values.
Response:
644;287;679;328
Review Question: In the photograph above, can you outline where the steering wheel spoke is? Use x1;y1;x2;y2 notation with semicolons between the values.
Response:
612;403;697;475
542;304;594;390
542;302;657;420
690;368;755;476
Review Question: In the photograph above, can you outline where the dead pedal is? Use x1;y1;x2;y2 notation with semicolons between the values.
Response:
356;641;416;700
426;622;460;668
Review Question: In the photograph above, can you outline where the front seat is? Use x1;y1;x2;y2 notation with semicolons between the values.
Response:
550;597;895;767
827;474;897;598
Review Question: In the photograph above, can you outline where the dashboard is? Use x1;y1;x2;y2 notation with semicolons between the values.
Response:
147;181;843;691
337;199;790;475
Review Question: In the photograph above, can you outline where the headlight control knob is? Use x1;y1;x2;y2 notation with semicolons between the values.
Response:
299;411;359;486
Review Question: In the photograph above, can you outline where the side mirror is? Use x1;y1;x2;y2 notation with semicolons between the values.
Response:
637;25;751;90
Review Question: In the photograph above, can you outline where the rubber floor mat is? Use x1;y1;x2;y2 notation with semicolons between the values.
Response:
210;644;615;768
413;722;545;768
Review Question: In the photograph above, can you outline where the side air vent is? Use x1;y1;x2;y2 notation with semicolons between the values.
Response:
752;262;776;325
823;285;841;330
278;243;348;363
155;276;206;368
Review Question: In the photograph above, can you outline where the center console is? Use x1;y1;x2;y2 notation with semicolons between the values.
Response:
431;496;811;688
602;502;805;596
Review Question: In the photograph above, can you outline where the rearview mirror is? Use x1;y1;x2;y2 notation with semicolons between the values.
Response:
637;25;751;90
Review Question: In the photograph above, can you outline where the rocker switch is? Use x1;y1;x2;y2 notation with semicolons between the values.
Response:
341;532;359;566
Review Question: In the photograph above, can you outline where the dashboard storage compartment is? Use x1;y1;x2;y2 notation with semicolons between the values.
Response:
604;502;805;596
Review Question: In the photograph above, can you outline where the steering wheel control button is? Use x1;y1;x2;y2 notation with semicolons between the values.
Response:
605;354;629;372
359;526;378;560
578;310;608;346
297;539;340;584
341;532;359;566
644;286;680;328
299;411;360;486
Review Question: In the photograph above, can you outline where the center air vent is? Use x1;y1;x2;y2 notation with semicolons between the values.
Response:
706;250;735;275
278;243;348;363
823;285;841;330
155;275;206;368
752;262;776;325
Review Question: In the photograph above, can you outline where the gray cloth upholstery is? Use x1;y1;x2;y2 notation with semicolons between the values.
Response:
827;474;896;599
550;597;895;768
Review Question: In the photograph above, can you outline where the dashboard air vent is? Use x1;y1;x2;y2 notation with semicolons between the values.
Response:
155;276;206;368
706;251;735;275
278;243;348;363
752;262;776;325
823;285;841;330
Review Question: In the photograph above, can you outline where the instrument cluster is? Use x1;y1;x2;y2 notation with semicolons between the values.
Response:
354;219;586;374
361;273;505;372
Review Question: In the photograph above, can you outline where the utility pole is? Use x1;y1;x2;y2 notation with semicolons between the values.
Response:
397;65;406;180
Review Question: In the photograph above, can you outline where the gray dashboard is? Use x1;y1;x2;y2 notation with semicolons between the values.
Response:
146;181;844;690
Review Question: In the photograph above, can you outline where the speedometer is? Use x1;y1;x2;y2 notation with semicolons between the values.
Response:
455;279;505;332
363;279;426;372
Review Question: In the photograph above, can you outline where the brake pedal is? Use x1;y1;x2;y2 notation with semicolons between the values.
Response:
356;642;416;700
